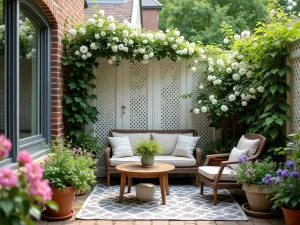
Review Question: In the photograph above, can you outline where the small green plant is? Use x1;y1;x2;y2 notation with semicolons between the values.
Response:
43;138;97;192
202;140;229;160
72;130;104;158
135;140;163;156
235;156;277;186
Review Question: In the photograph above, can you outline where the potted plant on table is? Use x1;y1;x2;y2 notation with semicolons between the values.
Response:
135;140;162;167
42;139;97;221
235;156;277;214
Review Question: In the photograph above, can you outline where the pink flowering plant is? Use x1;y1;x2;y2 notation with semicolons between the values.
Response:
0;136;58;225
234;156;276;186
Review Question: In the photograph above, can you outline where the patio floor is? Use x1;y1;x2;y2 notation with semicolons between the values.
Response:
36;178;286;225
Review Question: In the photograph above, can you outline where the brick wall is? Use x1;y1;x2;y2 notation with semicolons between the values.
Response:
142;9;159;30
34;0;85;139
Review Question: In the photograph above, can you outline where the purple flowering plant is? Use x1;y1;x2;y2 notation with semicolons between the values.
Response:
263;159;300;209
234;155;276;186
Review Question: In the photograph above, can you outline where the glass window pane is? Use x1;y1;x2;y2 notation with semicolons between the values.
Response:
0;0;5;137
19;10;40;139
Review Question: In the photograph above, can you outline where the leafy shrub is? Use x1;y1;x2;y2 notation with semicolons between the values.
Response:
135;140;163;156
202;140;230;160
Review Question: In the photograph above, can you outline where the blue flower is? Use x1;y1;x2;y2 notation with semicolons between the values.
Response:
239;155;248;163
286;160;295;169
275;177;280;184
291;171;299;179
265;174;272;179
289;184;294;189
282;169;289;179
277;169;282;177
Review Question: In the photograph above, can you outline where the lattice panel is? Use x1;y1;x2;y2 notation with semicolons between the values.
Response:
290;57;300;132
0;57;4;132
160;61;181;130
94;59;117;166
129;62;148;130
192;61;213;148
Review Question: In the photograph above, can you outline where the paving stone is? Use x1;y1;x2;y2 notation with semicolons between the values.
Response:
237;222;254;225
115;221;134;225
269;218;285;225
135;221;152;225
216;222;238;225
96;220;114;225
35;221;49;225
185;221;196;225
170;221;185;225
152;220;169;225
196;222;216;225
47;222;65;225
64;221;82;225
252;223;274;225
80;221;97;225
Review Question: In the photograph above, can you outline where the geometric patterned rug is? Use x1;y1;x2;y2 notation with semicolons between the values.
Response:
76;184;248;220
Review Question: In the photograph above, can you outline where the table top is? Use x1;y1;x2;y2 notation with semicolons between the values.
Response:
116;163;175;174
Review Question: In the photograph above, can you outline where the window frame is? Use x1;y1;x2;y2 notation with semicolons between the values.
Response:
0;0;51;167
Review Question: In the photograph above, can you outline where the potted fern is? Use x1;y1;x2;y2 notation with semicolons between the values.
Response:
135;140;162;167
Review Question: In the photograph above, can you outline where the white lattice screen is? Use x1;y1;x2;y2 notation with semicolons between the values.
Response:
289;39;300;132
129;62;148;130
160;61;181;130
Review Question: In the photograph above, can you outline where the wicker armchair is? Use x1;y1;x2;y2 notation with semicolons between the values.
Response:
198;133;267;205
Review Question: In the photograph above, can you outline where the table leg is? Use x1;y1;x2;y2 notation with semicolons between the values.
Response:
159;173;166;205
119;172;127;203
165;172;169;195
127;176;132;193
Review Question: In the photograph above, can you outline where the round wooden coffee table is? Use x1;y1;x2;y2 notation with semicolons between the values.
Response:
116;163;175;205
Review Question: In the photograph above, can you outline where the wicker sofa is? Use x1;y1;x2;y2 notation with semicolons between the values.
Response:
104;129;201;186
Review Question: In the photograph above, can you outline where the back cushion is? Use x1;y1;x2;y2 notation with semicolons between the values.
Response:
151;133;193;155
108;136;133;158
112;132;151;155
237;135;261;157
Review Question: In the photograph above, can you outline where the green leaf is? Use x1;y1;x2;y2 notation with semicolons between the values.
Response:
79;101;87;109
279;114;290;121
270;84;277;94
275;118;284;126
264;103;274;112
45;200;59;212
270;129;278;139
271;68;279;74
74;97;81;102
0;200;14;218
29;205;41;220
269;52;278;57
279;102;289;111
69;82;77;89
259;112;272;119
64;95;73;104
265;117;274;125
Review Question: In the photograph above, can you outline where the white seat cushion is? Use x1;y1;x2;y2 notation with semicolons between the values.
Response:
112;132;151;155
198;166;236;181
108;136;133;158
237;135;260;157
110;155;196;167
172;135;200;158
152;133;193;155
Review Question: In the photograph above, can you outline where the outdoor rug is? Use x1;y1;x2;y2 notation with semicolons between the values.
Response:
76;184;248;220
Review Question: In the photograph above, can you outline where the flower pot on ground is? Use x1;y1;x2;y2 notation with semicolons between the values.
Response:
43;138;97;220
281;206;300;225
235;156;276;214
135;140;162;167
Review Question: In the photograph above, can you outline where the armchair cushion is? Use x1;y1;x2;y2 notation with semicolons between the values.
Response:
108;136;133;158
228;147;248;170
237;135;261;157
152;133;193;155
112;132;151;155
172;135;200;158
198;166;236;181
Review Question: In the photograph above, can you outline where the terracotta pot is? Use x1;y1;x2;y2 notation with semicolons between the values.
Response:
45;186;76;218
242;184;273;212
208;157;223;166
282;206;300;225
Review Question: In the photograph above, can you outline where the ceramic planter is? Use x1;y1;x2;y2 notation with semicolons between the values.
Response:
281;206;300;225
43;186;76;221
242;184;273;212
141;155;154;167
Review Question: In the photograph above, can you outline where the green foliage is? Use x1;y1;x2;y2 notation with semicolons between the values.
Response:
43;138;97;192
135;140;163;156
235;157;277;185
276;128;300;156
72;130;104;158
201;140;230;160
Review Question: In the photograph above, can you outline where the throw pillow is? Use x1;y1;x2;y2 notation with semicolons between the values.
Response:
172;135;200;158
112;132;151;155
237;135;260;157
151;133;193;155
108;136;133;158
228;147;248;170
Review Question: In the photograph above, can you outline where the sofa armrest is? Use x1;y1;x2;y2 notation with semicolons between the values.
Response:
204;153;230;166
195;147;201;167
104;146;112;169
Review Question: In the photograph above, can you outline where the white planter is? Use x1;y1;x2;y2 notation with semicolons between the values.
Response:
136;183;156;201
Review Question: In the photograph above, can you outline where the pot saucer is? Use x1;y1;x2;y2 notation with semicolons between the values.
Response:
41;210;74;221
242;203;281;218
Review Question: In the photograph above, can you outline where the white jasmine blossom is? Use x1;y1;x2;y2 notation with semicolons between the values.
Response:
108;23;116;31
176;39;183;44
242;101;248;106
69;29;77;37
233;87;237;91
111;45;118;53
108;59;113;64
143;40;148;44
123;47;129;52
213;79;222;85
107;43;111;47
198;48;205;54
217;59;224;67
95;33;100;39
239;67;247;75
112;37;119;42
235;91;240;96
224;38;229;44
143;54;149;60
81;54;87;60
221;105;228;112
199;83;204;89
241;93;246;100
111;56;117;61
188;48;195;55
129;40;134;45
246;70;253;78
198;100;202;104
107;16;115;22
182;48;188;55
201;106;208;113
208;67;214;73
212;99;218;105
200;54;206;60
98;10;105;16
87;52;92;58
246;94;252;100
87;18;96;25
226;68;232;74
123;30;129;37
234;34;241;40
142;60;148;64
146;33;154;40
228;94;236;102
270;9;276;16
90;43;98;50
101;31;106;37
164;41;168;45
210;75;217;81
193;108;200;114
174;30;180;36
191;67;197;72
168;37;174;42
194;59;199;64
249;88;256;94
149;52;154;58
209;95;215;100
118;44;124;51
75;50;80;55
232;73;241;81
237;55;244;60
241;30;251;39
78;28;86;35
80;45;88;54
257;86;265;93
231;62;239;70
139;48;146;54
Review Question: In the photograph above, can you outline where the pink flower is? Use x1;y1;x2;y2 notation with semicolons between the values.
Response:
30;179;52;202
25;163;43;182
0;135;12;160
17;151;32;166
0;168;18;188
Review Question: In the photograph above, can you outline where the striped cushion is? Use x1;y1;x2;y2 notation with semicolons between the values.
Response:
172;135;200;158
